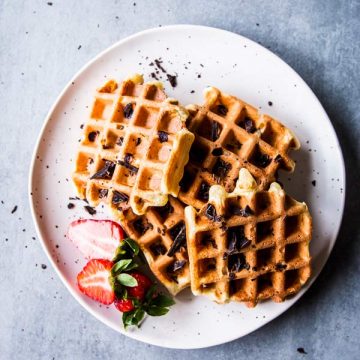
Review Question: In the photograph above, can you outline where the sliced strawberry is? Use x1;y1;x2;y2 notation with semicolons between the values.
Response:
127;272;152;301
68;219;125;260
77;259;114;305
114;298;134;313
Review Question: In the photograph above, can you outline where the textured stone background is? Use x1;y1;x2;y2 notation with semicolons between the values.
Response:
0;0;359;359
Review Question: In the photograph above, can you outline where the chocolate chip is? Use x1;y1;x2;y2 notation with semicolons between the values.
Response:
167;260;186;273
67;203;75;209
112;190;129;204
98;189;108;198
123;103;134;119
211;148;223;156
88;131;99;142
90;161;116;180
167;74;177;87
158;131;169;143
204;204;222;222
211;121;221;141
167;222;186;257
84;205;96;215
217;104;228;116
244;118;256;133
198;182;210;201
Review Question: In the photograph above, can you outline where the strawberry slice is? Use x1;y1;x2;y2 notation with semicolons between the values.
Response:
68;219;125;260
77;259;115;305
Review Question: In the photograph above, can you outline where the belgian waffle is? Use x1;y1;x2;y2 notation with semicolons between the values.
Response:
179;86;300;209
72;74;194;215
111;196;189;295
185;168;312;307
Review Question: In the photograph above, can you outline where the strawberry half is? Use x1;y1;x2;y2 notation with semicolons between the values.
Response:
77;259;115;305
68;219;125;260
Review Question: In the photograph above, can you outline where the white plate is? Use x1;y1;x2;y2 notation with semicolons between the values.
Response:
29;25;345;349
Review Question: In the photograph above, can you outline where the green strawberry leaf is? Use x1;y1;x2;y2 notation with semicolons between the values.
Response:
124;238;139;255
150;294;175;308
144;284;157;302
111;259;133;275
146;305;170;317
116;273;138;287
122;308;145;328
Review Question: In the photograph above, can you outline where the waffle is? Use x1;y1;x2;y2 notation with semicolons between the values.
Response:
111;196;189;295
72;74;194;215
185;168;312;307
179;86;300;209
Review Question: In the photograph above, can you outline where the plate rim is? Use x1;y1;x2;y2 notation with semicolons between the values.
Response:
28;24;346;349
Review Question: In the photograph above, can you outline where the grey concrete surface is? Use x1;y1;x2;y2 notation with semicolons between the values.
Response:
0;0;359;359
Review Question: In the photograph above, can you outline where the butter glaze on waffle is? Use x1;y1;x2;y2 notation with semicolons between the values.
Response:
72;74;194;215
179;87;300;210
111;196;189;295
185;168;312;307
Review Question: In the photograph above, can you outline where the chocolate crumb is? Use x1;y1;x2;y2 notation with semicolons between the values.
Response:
67;203;75;209
311;180;316;187
135;137;142;146
268;101;273;106
117;137;124;146
84;205;96;215
154;59;166;73
41;264;47;269
11;205;18;214
244;118;256;133
297;348;307;354
167;74;177;87
167;222;186;257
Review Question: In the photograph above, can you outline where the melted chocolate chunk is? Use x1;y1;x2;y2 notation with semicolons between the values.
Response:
135;137;141;146
227;227;251;255
133;218;153;235
244;118;256;133
112;190;129;204
217;104;228;116
167;260;186;273
123;103;134;119
124;153;133;164
88;131;99;142
275;263;287;271
228;253;249;273
158;131;169;143
211;147;223;156
211;121;221;141
84;205;96;215
150;242;167;256
156;201;174;219
90;161;116;180
198;182;210;201
274;154;283;163
230;205;254;217
116;137;124;146
253;153;271;168
167;74;177;87
167;222;186;257
117;159;138;175
213;158;231;179
204;204;222;222
98;189;108;198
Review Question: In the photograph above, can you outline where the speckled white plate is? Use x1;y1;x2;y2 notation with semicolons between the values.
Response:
29;25;345;349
